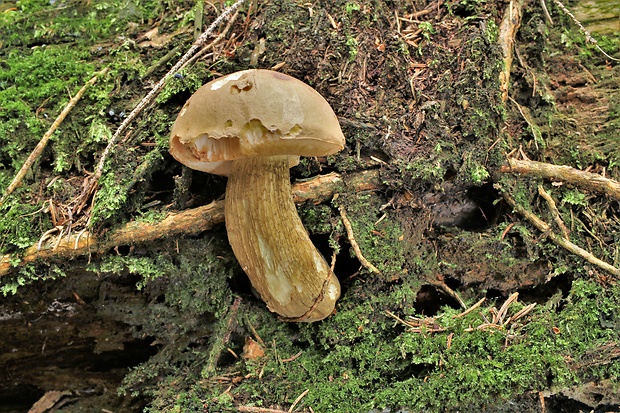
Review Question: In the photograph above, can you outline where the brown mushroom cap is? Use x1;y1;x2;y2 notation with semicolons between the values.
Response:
169;69;345;176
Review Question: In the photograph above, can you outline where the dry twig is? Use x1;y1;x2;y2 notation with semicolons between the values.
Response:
501;158;620;202
428;279;467;309
388;293;536;335
454;297;486;318
338;204;381;274
288;389;309;413
537;184;570;239
499;188;620;277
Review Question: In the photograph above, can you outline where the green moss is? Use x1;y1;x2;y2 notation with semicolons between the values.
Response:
89;236;234;317
0;0;186;260
156;63;211;104
0;198;49;253
127;276;619;412
299;203;335;235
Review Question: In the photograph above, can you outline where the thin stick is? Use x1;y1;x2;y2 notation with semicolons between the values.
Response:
539;0;553;25
454;297;486;318
552;0;619;62
180;8;240;72
500;158;620;202
428;280;467;310
506;303;537;324
81;0;248;205
288;389;309;413
338;205;381;274
500;190;620;277
494;292;519;324
537;185;570;239
0;68;109;206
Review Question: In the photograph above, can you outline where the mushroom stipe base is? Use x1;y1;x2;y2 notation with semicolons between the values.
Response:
225;155;340;322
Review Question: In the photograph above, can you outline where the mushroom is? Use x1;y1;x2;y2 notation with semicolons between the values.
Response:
169;69;345;322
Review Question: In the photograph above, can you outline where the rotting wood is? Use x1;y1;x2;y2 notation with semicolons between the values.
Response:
0;170;382;278
500;158;620;202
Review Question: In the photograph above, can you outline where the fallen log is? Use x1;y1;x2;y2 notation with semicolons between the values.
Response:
0;170;382;278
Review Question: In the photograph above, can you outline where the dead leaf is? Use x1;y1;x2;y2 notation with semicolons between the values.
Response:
241;337;265;360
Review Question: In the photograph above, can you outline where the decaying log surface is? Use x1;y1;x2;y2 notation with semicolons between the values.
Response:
0;170;382;278
0;271;158;411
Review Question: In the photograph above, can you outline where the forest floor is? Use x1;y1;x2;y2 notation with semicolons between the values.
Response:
0;1;619;412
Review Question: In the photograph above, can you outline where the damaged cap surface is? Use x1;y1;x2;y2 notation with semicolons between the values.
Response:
169;69;346;176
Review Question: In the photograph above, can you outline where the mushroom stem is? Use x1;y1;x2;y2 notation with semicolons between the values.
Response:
225;155;340;321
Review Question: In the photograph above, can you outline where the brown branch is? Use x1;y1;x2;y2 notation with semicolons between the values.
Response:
498;0;524;103
338;204;381;274
500;189;620;277
500;158;620;202
0;170;382;278
538;184;571;239
0;68;109;206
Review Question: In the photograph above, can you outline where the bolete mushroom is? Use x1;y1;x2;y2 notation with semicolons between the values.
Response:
169;69;345;322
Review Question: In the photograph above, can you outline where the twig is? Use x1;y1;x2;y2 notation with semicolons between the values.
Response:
428;279;467;310
538;185;570;239
506;303;537;324
0;170;382;278
245;317;266;347
288;389;309;413
385;311;446;333
500;158;620;202
454;297;486;318
494;292;519;324
180;8;241;72
338;205;381;274
498;0;524;102
77;0;249;214
509;96;544;150
499;188;620;277
552;0;619;62
539;0;553;25
0;68;109;206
